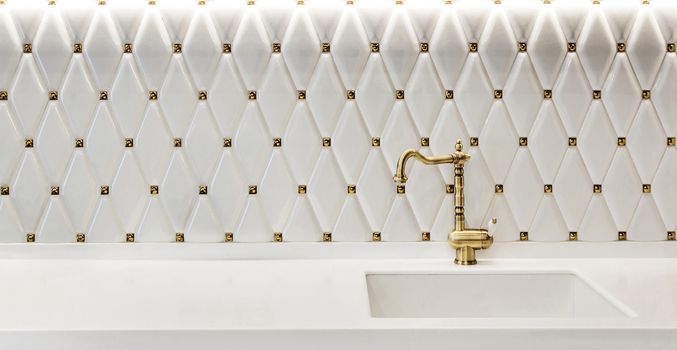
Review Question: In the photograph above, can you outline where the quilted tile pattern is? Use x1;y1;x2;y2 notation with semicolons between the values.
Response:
0;0;675;244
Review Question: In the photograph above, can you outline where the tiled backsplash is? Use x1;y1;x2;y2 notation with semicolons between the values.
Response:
0;0;676;243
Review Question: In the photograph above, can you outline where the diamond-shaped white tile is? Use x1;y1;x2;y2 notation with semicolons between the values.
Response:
160;151;198;233
504;149;543;231
110;55;147;138
259;150;296;232
333;195;371;241
86;197;123;242
236;196;273;242
210;151;248;233
430;196;454;241
333;103;370;184
36;198;74;243
381;102;419;174
653;54;677;136
429;7;467;89
603;148;642;231
430;102;469;184
653;148;677;230
60;152;97;236
111;151;147;233
653;1;677;42
136;197;174;242
258;55;296;137
479;102;518;184
529;102;567;183
0;11;22;88
209;0;245;42
455;54;493;137
355;0;392;43
382;195;420;241
306;0;342;43
553;54;593;136
626;8;665;89
133;8;173;89
478;9;518;88
553;3;590;43
602;55;641;136
0;198;23;243
83;9;122;90
579;195;616;242
185;196;222;242
406;149;446;232
627;102;666;183
108;0;144;43
306;55;345;136
281;8;321;90
59;1;96;43
380;8;418;89
182;8;221;90
503;55;542;136
32;8;71;90
232;8;271;89
11;152;49;232
577;8;616;89
308;149;346;231
86;104;122;184
405;0;441;42
578;101;617;183
60;56;97;138
461;148;494;228
209;56;247;137
157;0;195;43
530;195;568;242
455;0;491;43
356;55;395;136
284;104;322;184
159;56;197;138
503;2;538;43
628;195;666;241
284;196;322;242
356;149;394;231
331;7;370;89
528;8;567;88
0;105;22;183
257;1;293;43
554;148;593;232
135;103;173;184
405;55;444;137
10;56;48;135
233;104;272;184
36;104;72;184
184;104;221;184
601;1;638;42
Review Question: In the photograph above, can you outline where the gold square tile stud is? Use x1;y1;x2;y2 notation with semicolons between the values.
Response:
618;137;626;146
372;232;381;241
322;137;331;147
470;137;479;147
668;137;676;146
173;43;182;53
51;186;60;196
25;138;34;148
445;90;454;99
468;42;478;52
668;43;676;53
321;42;330;53
99;91;108;100
593;184;602;193
76;233;86;242
520;232;528;241
668;231;676;241
249;185;258;195
26;233;35;243
396;184;405;194
274;232;283;242
73;43;82;53
446;184;454;194
126;233;135;242
124;138;134;148
323;232;332;242
272;43;281;53
519;137;528;147
298;185;307;194
100;185;109;195
199;185;208;195
248;90;257;100
643;184;651;193
23;43;32;53
371;137;380;147
273;137;282;147
149;90;158;100
223;138;232;147
297;90;306;100
370;43;379;53
569;232;578;241
568;137;577;146
223;43;232;53
544;184;553;193
346;90;355;100
422;232;431;241
0;185;9;195
174;138;182;147
567;42;576;52
544;90;552;99
176;232;185;242
517;42;527;52
395;90;405;100
0;90;7;100
150;185;159;195
617;43;626;53
198;91;208;100
420;137;429;147
123;43;133;53
49;91;58;100
419;42;429;52
618;231;627;241
347;184;357;194
494;90;503;99
225;232;234;242
495;184;503;193
593;90;601;100
642;90;651;100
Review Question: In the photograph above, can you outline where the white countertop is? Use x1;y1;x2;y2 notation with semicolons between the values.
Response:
1;242;676;350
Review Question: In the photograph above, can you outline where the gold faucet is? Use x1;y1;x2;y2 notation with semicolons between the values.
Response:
394;139;494;265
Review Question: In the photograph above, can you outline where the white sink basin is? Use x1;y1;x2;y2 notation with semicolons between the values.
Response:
366;273;630;318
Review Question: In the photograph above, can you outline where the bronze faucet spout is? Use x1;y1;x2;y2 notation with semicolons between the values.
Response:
393;144;470;184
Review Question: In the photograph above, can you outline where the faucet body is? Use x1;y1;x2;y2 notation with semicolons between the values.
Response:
394;140;493;265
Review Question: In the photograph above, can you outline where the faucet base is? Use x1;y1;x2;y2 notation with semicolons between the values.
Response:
454;245;477;265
